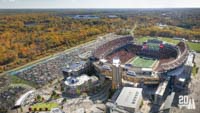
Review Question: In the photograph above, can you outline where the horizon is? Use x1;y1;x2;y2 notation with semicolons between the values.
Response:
0;0;200;9
0;7;200;10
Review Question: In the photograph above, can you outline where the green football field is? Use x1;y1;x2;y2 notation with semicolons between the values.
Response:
136;36;200;52
131;56;156;68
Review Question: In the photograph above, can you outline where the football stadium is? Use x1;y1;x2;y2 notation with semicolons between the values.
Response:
93;36;189;85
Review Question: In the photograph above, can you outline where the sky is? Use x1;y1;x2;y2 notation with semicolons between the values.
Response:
0;0;200;9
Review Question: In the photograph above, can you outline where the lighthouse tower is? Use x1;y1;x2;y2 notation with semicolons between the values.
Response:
112;57;122;89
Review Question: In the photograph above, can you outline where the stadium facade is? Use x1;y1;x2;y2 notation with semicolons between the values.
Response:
92;35;189;88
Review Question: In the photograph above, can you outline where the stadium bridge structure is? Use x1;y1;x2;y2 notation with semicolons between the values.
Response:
92;36;189;85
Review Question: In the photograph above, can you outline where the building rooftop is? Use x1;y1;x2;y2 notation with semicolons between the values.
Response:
64;74;99;87
64;74;90;87
155;80;168;96
185;52;194;67
115;87;142;109
50;108;65;113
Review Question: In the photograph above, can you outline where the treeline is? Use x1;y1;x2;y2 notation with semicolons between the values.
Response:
135;26;200;40
0;13;134;72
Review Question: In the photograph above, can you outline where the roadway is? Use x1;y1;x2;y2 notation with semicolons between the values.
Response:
130;21;137;37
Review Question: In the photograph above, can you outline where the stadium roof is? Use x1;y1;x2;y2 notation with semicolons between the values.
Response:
115;87;142;109
15;90;35;107
167;66;184;76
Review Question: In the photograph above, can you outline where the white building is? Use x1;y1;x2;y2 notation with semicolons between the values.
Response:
64;74;99;95
107;87;143;113
185;52;194;67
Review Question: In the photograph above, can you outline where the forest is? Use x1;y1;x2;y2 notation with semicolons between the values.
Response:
0;11;135;72
0;9;199;73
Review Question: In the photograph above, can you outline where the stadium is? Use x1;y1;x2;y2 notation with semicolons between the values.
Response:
93;36;189;85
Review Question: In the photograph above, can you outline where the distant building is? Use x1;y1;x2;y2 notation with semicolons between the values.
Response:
157;23;167;28
173;37;184;41
108;15;118;18
107;87;143;113
191;40;200;43
73;15;99;19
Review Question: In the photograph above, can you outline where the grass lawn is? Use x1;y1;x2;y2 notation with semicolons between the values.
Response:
186;42;200;53
136;36;179;45
136;36;155;44
131;56;156;68
192;65;198;77
31;102;58;111
10;75;38;88
136;36;200;52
